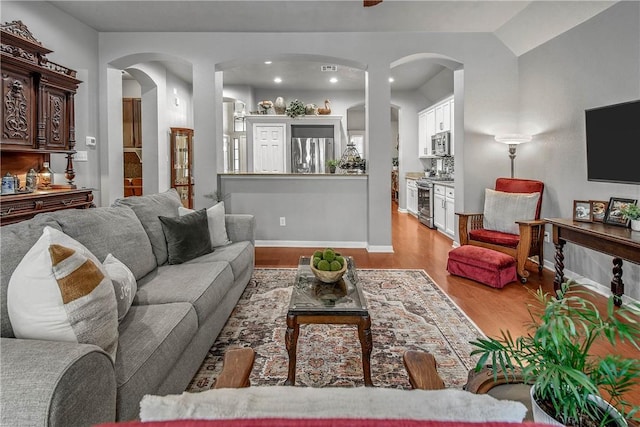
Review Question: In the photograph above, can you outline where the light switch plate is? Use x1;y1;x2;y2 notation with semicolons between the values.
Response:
75;151;88;161
86;136;96;146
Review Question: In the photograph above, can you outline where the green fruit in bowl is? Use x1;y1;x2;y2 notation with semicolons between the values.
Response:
317;260;331;271
330;260;342;271
313;250;323;259
323;249;336;263
313;256;322;267
335;256;345;267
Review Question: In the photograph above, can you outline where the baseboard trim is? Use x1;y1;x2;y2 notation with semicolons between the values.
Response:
367;245;395;253
255;240;368;249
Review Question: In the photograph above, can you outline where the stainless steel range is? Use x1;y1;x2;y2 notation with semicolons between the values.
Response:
416;178;434;228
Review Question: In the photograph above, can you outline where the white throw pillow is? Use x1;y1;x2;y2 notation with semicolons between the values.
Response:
483;188;540;235
7;226;119;361
103;253;137;322
179;202;231;247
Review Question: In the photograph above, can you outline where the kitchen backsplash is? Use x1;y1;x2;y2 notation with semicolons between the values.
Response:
423;156;455;176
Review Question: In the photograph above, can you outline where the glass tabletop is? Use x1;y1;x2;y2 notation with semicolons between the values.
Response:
289;256;368;315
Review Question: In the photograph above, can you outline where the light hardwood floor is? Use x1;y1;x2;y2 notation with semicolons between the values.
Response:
255;201;640;405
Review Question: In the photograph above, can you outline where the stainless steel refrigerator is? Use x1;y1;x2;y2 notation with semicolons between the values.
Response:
291;137;334;173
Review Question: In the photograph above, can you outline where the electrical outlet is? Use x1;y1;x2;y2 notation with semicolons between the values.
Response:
280;217;286;226
544;231;550;243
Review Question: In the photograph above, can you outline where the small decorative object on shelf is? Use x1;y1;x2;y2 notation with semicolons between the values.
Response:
327;159;339;174
274;96;286;114
25;168;38;192
285;99;306;118
318;99;331;115
305;103;318;115
39;162;53;189
258;100;273;114
2;173;15;195
338;140;363;174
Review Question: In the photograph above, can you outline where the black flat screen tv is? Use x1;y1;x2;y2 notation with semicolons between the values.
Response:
585;99;640;185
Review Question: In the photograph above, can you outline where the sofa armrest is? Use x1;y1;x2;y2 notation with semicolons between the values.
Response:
0;338;116;427
225;214;256;245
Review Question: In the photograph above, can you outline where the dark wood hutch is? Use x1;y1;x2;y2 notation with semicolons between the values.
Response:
1;20;93;225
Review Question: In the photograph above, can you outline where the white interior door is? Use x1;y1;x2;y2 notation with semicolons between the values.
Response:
253;124;285;173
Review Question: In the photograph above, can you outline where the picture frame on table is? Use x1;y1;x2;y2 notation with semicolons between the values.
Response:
573;200;592;222
590;200;608;223
603;197;638;227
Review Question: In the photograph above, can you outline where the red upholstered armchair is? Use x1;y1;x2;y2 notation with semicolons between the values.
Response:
456;178;545;283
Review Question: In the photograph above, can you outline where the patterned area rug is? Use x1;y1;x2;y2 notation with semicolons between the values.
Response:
188;268;484;392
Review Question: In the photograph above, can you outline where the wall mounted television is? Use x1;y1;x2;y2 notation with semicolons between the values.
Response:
585;99;640;185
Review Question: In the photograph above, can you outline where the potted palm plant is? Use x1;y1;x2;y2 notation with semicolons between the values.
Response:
470;280;640;426
619;203;640;231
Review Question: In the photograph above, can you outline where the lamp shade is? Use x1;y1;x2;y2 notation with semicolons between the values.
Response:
494;134;532;145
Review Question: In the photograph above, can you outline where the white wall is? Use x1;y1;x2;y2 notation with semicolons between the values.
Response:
518;2;640;300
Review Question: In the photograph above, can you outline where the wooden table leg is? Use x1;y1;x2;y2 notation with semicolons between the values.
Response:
285;313;299;385
611;257;624;307
553;239;566;295
358;314;373;387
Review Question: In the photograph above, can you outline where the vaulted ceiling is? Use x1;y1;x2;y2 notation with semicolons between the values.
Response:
52;1;616;90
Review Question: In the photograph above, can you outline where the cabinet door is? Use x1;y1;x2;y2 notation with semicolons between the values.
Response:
123;98;142;148
133;98;142;147
41;85;69;150
425;109;435;156
449;100;455;156
445;195;455;236
418;111;427;158
433;193;445;230
442;101;451;132
253;124;285;173
435;105;444;133
1;69;36;148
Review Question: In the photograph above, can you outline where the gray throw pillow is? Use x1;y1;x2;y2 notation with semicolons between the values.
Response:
159;209;213;264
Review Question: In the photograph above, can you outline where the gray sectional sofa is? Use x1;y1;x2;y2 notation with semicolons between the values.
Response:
0;189;255;426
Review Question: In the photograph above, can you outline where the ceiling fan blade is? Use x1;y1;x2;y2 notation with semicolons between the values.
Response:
364;0;382;7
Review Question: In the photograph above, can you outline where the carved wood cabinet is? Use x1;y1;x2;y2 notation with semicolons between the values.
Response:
1;20;93;225
170;127;194;209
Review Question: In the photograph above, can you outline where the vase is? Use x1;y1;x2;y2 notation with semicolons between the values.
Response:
274;97;286;115
529;385;627;427
631;219;640;232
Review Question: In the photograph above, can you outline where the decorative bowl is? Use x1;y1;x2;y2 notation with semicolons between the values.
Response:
309;257;347;283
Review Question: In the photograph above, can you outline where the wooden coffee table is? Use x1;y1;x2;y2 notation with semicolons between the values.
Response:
285;256;373;386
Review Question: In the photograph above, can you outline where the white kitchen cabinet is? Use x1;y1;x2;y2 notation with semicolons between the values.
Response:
418;111;428;158
433;184;455;238
407;179;418;216
445;187;456;237
433;185;446;230
449;99;455;156
417;95;453;158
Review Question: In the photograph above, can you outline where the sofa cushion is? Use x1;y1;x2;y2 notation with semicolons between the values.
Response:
179;202;231;247
113;189;182;266
186;241;254;283
134;261;234;325
41;205;156;280
116;302;198;421
104;254;137;322
482;189;539;235
1;216;62;338
7;227;119;361
160;209;213;264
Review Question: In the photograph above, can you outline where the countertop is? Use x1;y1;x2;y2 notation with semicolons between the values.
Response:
405;172;425;180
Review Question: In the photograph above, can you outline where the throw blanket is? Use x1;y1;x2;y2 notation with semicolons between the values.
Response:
140;387;527;422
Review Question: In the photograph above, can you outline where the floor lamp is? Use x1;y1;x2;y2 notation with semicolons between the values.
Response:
494;134;532;178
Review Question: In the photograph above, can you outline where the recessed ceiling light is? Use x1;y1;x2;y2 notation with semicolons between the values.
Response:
389;77;395;83
330;77;338;83
264;61;272;65
274;77;282;83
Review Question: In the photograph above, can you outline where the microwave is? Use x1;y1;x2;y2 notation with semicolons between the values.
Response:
431;131;451;156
